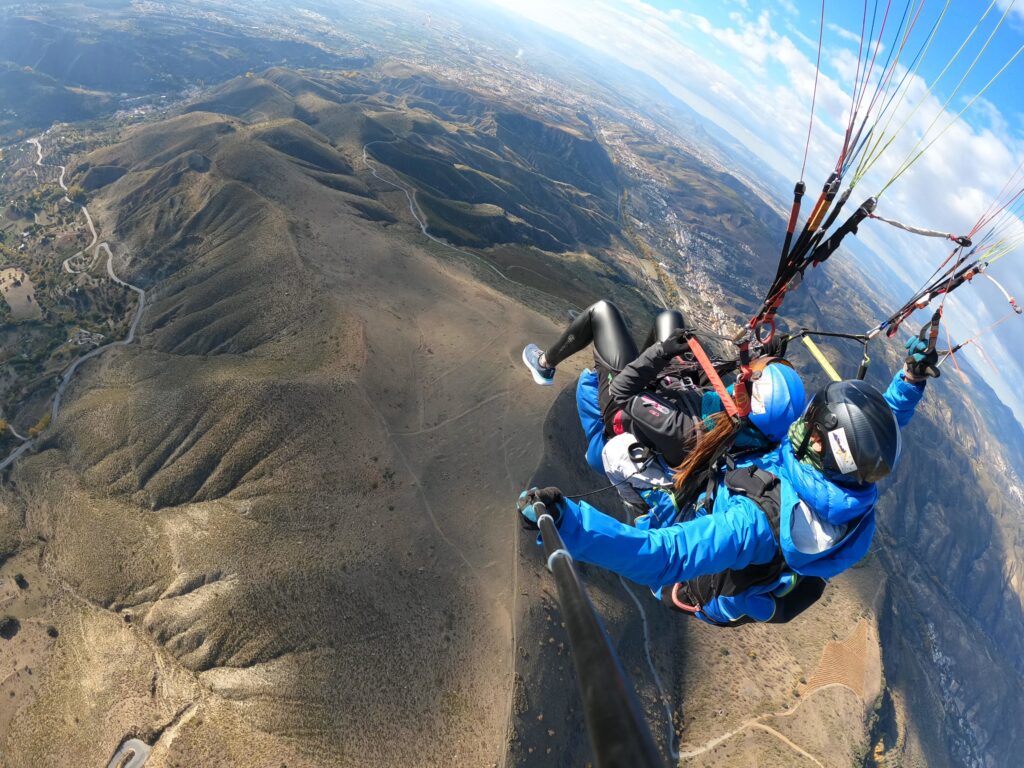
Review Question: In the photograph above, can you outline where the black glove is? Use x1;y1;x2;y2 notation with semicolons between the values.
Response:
659;329;693;360
904;322;940;380
760;333;789;359
516;487;564;530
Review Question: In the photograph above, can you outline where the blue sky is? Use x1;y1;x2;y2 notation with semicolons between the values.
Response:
485;0;1024;424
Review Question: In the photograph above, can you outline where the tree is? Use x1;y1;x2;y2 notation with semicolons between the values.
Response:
67;185;87;205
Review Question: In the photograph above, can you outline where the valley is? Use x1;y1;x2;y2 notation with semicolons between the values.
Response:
0;2;1021;768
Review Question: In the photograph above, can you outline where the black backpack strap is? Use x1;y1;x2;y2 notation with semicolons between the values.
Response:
722;465;782;530
703;464;718;510
666;467;832;623
670;466;789;615
668;453;725;526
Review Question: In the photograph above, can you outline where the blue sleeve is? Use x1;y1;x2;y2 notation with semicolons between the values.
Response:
635;488;679;529
883;370;925;428
575;369;606;475
555;495;779;590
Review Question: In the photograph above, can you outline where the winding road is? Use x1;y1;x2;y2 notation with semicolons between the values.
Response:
105;738;152;768
0;137;147;472
619;576;680;762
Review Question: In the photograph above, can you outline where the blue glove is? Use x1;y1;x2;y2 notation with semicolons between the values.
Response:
904;323;940;379
516;487;564;530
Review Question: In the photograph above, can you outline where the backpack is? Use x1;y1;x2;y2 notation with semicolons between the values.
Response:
664;464;826;625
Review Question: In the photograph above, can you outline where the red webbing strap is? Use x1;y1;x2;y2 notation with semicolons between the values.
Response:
686;336;740;419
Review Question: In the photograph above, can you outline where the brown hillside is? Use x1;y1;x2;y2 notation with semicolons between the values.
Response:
2;77;566;767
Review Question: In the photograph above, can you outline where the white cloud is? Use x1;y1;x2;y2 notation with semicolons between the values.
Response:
482;0;1024;421
785;21;817;51
971;95;1011;136
827;22;861;43
997;0;1024;22
620;0;686;27
830;47;861;81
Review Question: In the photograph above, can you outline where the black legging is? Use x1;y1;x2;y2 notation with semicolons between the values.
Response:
543;300;685;427
544;301;684;371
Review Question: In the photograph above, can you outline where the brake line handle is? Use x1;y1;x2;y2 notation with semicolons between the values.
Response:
926;309;942;354
753;315;776;345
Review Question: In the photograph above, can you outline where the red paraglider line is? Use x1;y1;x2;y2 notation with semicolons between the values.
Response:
801;0;827;179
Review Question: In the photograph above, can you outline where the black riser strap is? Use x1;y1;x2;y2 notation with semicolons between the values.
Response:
807;197;877;268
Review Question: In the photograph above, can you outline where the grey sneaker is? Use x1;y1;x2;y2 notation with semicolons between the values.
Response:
522;343;555;386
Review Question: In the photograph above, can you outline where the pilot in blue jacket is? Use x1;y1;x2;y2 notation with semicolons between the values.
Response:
518;330;935;625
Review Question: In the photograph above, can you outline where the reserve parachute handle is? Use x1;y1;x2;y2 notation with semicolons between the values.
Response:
533;506;666;768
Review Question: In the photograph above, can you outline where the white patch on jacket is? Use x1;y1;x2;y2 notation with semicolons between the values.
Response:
601;432;673;505
790;500;848;554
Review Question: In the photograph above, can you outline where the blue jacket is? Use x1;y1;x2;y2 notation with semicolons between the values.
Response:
562;370;925;624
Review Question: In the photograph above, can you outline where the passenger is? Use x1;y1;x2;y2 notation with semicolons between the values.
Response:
522;300;804;511
519;308;935;625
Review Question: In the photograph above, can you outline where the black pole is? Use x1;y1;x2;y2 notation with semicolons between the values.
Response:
535;508;666;768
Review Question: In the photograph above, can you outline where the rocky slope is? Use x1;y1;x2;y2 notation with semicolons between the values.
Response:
1;83;567;766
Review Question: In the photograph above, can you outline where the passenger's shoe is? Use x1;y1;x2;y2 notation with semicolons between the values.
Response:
522;343;555;386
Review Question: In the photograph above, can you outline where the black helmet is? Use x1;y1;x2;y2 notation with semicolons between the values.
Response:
797;380;901;486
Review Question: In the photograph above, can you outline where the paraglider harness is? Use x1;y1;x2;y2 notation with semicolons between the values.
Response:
657;336;826;625
663;465;808;625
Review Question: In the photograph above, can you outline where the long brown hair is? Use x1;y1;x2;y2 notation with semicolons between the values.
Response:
673;412;740;494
